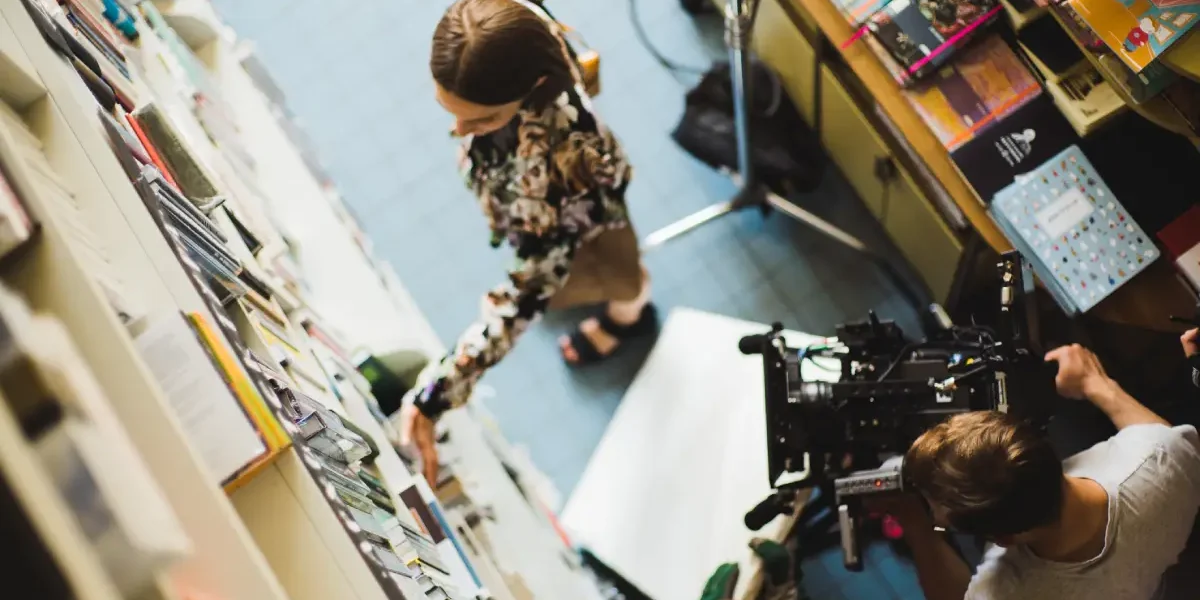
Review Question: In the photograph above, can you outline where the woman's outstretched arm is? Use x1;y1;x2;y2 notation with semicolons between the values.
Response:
410;233;576;420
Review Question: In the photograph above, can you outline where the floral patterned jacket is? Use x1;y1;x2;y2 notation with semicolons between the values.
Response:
412;88;632;420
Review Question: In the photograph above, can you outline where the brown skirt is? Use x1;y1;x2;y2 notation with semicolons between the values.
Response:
549;225;644;310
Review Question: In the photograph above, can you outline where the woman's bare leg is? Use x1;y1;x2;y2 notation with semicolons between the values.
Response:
560;264;651;363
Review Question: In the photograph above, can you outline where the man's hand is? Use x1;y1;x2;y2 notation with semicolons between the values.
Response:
1047;343;1168;429
1182;328;1199;358
1045;344;1112;400
400;403;440;486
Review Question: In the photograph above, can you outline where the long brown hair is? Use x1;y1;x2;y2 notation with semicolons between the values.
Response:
431;0;574;109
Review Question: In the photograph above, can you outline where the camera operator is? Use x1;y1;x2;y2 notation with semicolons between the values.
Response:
872;342;1200;600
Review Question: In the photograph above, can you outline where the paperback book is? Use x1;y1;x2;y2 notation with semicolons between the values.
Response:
905;35;1042;150
949;93;1079;201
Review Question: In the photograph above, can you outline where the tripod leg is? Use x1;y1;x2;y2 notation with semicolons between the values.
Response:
725;0;755;187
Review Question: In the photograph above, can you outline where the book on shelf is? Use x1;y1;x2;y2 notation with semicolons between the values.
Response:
1042;65;1126;136
1156;205;1200;292
131;104;224;207
1051;3;1109;52
904;35;1042;151
1065;0;1200;72
0;98;139;322
1095;52;1177;103
865;0;1003;80
134;312;274;483
0;283;190;595
989;145;1159;314
834;0;895;25
949;93;1079;201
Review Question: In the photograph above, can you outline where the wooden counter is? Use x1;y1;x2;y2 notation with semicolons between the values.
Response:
768;0;1196;330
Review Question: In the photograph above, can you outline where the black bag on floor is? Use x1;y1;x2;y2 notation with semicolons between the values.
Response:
671;60;825;197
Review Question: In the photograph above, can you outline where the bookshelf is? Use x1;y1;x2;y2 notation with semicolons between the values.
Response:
0;388;126;600
999;0;1047;31
149;0;221;52
0;3;293;599
1164;32;1200;83
1047;8;1200;143
0;15;43;110
0;1;625;599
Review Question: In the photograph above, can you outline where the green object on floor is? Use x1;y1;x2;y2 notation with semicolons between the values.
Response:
750;537;808;600
750;539;792;586
699;563;740;600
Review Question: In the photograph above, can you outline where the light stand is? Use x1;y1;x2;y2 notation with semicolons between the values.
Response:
642;0;929;312
643;0;865;252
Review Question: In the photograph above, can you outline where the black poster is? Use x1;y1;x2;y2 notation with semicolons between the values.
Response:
950;94;1079;203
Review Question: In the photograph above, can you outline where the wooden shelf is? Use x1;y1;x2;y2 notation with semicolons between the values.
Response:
1163;30;1200;83
1048;7;1199;142
785;0;1012;254
1000;0;1047;31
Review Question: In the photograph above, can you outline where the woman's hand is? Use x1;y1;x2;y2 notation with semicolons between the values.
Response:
400;402;440;487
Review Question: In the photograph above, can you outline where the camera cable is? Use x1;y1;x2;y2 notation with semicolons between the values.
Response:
627;0;709;76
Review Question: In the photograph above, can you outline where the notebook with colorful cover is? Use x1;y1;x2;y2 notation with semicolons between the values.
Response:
1066;0;1200;72
990;145;1158;314
905;35;1042;150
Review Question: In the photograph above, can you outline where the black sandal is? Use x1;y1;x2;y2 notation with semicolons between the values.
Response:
563;303;659;365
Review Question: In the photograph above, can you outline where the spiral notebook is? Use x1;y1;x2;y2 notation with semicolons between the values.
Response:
990;145;1158;314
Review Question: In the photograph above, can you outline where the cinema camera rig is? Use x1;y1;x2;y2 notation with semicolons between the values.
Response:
739;251;1058;571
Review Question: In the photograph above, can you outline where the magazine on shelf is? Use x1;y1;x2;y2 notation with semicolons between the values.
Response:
1066;0;1200;72
866;0;1003;80
989;145;1158;314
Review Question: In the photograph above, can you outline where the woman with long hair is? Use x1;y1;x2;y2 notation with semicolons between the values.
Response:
402;0;656;483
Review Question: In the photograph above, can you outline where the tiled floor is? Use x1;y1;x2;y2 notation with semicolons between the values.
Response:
213;0;923;596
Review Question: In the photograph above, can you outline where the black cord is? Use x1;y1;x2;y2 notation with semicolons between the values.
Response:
627;0;709;76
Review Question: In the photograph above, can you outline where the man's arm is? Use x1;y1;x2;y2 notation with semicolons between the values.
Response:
869;496;972;600
1045;344;1168;430
905;526;973;600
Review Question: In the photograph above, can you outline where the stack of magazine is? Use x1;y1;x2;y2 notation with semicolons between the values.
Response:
254;359;455;593
134;166;247;303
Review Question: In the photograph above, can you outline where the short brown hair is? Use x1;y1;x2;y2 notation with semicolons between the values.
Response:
904;411;1063;537
430;0;575;108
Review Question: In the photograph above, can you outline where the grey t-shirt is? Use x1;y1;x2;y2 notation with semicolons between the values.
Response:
966;424;1200;600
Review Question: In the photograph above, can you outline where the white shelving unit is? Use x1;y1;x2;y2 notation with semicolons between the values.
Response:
0;390;125;600
0;4;292;599
150;0;221;51
0;1;610;598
